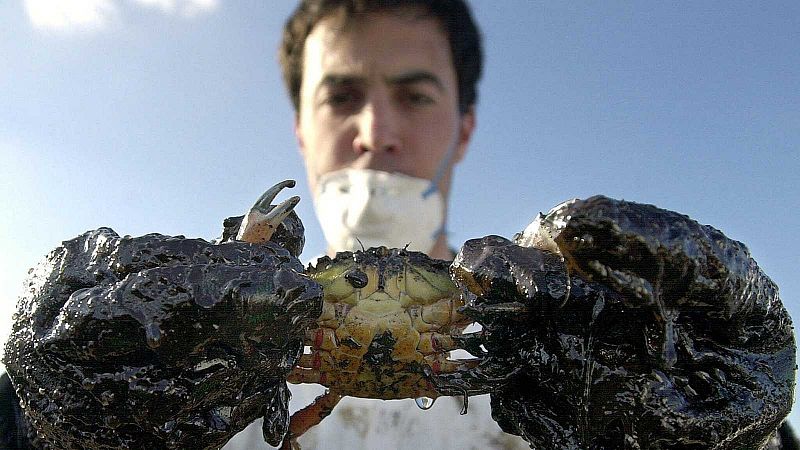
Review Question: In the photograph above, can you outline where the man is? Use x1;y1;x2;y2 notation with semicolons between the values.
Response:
226;1;534;448
285;0;478;261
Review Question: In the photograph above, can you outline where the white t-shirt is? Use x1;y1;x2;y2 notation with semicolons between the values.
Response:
224;386;529;449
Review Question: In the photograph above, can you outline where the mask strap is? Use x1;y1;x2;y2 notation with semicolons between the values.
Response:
422;143;458;199
422;144;457;243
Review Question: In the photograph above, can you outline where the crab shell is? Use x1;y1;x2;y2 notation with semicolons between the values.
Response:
287;247;474;400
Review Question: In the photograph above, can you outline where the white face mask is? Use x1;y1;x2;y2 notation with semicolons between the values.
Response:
312;168;445;254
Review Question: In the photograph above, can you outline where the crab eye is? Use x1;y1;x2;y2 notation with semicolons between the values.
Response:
344;269;368;289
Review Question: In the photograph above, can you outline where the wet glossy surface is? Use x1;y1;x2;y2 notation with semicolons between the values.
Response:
2;194;795;449
438;196;795;449
3;226;321;449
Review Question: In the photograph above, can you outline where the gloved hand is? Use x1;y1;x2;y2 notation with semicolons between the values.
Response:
437;196;795;449
3;182;321;449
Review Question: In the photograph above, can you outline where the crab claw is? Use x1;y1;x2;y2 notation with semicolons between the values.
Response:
237;180;301;244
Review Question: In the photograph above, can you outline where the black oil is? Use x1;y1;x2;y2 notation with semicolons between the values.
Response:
3;224;321;449
436;196;795;449
3;196;795;449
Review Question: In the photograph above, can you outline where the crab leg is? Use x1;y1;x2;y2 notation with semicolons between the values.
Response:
426;356;520;401
418;330;487;358
287;365;324;384
420;331;511;400
424;353;481;373
294;325;489;356
460;301;530;320
236;180;300;243
289;351;338;384
290;329;488;389
281;390;344;450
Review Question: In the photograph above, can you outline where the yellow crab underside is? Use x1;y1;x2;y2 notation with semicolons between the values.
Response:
287;247;475;400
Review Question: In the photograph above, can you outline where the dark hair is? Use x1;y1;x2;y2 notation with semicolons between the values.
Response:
280;0;482;115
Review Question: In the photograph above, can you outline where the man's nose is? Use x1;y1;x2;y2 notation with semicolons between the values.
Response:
352;96;400;155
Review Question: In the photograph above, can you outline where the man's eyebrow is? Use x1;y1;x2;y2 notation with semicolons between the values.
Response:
385;71;444;92
314;71;444;96
314;74;364;98
318;74;364;88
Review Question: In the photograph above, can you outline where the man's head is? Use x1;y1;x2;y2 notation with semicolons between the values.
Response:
280;0;482;117
280;0;482;258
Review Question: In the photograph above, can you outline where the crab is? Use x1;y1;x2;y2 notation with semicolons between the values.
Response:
3;180;794;450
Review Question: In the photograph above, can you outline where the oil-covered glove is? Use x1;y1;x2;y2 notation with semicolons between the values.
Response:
3;226;321;448
436;196;795;449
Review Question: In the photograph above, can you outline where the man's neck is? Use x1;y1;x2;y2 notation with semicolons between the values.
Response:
427;235;454;260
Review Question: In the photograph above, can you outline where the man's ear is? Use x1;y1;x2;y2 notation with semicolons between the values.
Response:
454;106;476;164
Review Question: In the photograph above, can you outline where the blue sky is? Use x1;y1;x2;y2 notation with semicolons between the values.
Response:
1;0;799;426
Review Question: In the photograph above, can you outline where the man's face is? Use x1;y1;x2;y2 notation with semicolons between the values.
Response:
295;9;475;198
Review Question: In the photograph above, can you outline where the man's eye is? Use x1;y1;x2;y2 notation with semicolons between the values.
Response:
405;91;435;106
324;91;360;107
328;93;352;104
